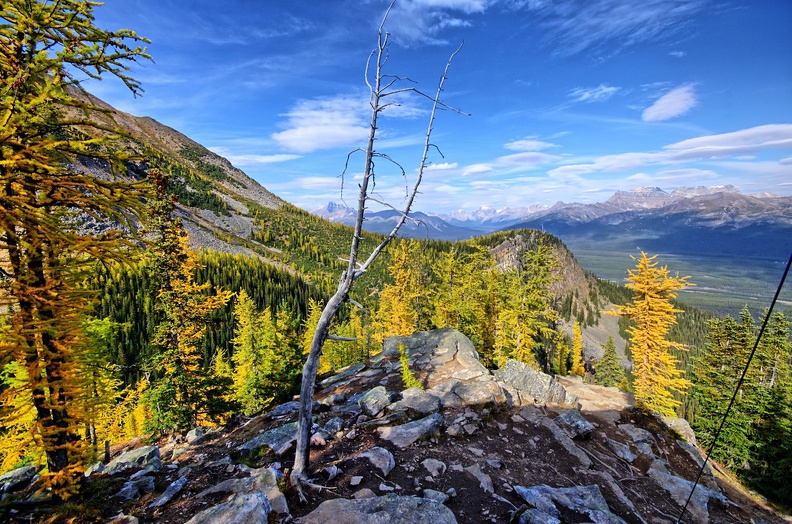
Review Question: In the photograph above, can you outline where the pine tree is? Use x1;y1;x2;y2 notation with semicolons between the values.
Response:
608;252;691;416
596;336;627;388
142;173;234;432
0;0;149;493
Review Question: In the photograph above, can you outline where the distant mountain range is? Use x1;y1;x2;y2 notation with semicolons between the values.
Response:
313;185;792;246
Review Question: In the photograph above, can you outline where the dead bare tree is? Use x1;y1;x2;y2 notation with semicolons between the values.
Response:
289;3;464;500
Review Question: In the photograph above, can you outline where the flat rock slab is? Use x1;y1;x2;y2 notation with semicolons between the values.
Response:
388;387;440;415
377;413;443;448
320;363;367;388
297;494;457;524
105;446;161;475
239;422;298;455
185;492;271;524
515;484;627;524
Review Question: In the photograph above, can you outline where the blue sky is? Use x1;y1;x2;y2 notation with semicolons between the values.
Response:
87;0;792;214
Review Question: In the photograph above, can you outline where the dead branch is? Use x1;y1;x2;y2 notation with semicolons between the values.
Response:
289;0;464;502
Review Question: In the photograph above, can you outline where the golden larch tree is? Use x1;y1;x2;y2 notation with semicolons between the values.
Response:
0;0;149;495
608;252;692;416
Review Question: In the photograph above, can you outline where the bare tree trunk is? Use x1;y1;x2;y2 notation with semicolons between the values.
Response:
289;2;464;500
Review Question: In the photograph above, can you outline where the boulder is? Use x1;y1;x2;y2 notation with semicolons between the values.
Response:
422;458;447;477
388;387;440;415
383;329;489;389
514;484;627;524
605;437;636;463
104;446;161;475
297;494;457;524
422;489;449;504
186;427;207;445
618;424;655;455
115;476;155;500
494;359;579;409
454;380;506;407
359;386;391;417
662;416;697;445
148;476;188;508
647;459;726;524
538;418;592;468
377;413;444;448
554;409;593;439
0;466;36;493
319;363;367;388
266;400;319;419
352;447;395;477
238;422;298;456
323;416;346;436
185;492;271;524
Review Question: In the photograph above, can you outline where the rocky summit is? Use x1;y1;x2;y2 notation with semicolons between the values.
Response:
2;329;786;523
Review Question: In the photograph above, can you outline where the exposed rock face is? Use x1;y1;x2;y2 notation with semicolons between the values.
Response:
104;446;161;475
12;328;781;524
0;466;37;493
297;494;457;524
514;484;627;524
238;421;298;456
185;492;271;524
494;359;579;409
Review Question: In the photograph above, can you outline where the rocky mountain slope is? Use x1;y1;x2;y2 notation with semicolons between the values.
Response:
2;329;785;523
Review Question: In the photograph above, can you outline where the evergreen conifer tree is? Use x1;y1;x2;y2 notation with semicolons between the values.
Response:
596;336;626;388
142;172;234;432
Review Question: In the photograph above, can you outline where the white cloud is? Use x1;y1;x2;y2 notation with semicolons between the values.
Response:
426;162;459;170
385;0;491;45
780;157;792;165
503;138;558;151
547;124;792;178
665;124;792;151
669;50;686;58
462;164;494;176
642;85;697;121
497;152;559;166
219;153;301;166
272;95;369;153
568;84;621;103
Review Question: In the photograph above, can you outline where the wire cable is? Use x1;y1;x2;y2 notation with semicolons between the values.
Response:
676;250;792;523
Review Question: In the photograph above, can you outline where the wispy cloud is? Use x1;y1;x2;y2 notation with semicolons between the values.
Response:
517;0;708;56
549;124;792;176
568;84;621;103
386;0;486;45
211;152;301;167
504;138;558;151
642;84;697;121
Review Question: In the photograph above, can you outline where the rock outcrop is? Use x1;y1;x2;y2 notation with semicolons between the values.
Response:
4;328;786;524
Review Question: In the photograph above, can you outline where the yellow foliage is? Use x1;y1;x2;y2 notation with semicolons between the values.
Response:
569;322;585;377
607;252;692;416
